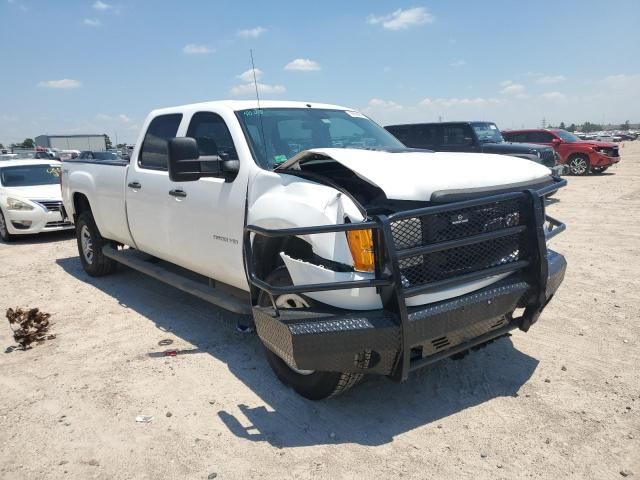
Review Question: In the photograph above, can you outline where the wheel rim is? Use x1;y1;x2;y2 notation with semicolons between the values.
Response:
80;225;94;264
274;293;315;375
570;157;588;174
0;213;7;237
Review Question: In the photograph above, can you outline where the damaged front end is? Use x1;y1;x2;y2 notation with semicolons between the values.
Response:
243;175;567;381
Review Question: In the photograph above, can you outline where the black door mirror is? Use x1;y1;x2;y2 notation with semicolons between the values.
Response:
168;137;240;182
168;137;203;182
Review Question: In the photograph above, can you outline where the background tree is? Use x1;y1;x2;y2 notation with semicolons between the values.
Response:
21;138;35;148
581;122;602;133
559;121;566;129
0;143;4;149
620;120;630;131
104;134;113;150
567;123;577;132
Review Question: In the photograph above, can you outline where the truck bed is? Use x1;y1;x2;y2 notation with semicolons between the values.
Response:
62;158;133;246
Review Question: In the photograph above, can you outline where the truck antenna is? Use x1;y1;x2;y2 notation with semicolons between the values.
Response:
250;49;268;165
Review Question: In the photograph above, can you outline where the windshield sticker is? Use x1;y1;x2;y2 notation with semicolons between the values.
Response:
273;154;288;164
345;111;367;119
243;109;263;116
321;118;331;124
489;124;497;129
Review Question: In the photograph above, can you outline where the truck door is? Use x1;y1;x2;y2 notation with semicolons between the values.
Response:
125;113;183;259
167;110;248;290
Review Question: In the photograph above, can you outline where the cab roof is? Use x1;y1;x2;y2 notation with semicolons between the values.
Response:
149;100;353;116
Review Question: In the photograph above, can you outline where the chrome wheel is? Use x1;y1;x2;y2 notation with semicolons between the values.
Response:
569;157;589;175
80;224;94;264
274;293;315;375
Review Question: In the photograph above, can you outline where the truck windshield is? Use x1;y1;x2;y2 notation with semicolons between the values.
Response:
554;130;581;142
471;122;504;143
0;165;61;187
237;108;405;169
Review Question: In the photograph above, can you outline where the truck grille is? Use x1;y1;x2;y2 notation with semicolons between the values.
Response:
390;198;529;289
538;149;556;167
33;200;63;213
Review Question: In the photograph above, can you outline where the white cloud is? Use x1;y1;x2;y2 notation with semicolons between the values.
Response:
541;91;566;101
449;59;466;67
601;73;640;89
183;44;212;55
83;18;101;26
38;79;82;89
500;83;525;95
366;98;403;111
93;0;111;10
536;75;566;84
420;97;500;108
230;82;286;96
367;7;434;30
238;68;263;82
96;113;132;123
284;58;321;72
238;26;267;38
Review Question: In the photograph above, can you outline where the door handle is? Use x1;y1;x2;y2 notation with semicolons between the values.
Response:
169;189;187;198
127;182;142;189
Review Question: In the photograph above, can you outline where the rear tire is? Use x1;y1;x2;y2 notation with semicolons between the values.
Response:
567;155;590;175
76;211;116;277
258;267;368;400
0;210;14;242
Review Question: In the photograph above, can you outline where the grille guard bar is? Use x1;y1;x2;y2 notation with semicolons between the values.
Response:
243;177;567;380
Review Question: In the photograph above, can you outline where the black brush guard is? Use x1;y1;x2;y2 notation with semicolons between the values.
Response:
243;178;567;380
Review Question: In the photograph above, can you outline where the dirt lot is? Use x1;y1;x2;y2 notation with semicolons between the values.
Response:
1;144;639;480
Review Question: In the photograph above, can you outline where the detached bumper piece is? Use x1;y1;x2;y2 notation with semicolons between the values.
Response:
244;178;567;381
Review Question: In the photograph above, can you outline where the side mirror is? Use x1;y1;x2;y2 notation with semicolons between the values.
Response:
168;137;239;182
551;138;562;146
168;137;206;182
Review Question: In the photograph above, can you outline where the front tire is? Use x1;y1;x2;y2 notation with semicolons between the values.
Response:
0;210;14;242
258;267;368;400
76;211;116;277
568;155;590;175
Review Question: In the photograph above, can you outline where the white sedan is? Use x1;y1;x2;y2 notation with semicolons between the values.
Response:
0;159;73;241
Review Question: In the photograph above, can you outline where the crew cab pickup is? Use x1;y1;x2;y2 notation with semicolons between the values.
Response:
386;121;565;176
62;101;567;400
502;128;621;175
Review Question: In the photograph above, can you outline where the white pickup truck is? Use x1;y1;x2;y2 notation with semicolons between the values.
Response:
62;100;567;400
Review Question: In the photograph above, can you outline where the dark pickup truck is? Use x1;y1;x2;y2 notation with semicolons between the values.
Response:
386;121;564;176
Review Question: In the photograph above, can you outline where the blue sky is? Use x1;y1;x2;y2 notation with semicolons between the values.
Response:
1;0;639;144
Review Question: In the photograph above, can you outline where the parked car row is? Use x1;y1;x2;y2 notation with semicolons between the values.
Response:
385;121;564;175
502;128;620;175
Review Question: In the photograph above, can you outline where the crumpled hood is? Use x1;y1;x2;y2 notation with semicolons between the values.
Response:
279;148;552;201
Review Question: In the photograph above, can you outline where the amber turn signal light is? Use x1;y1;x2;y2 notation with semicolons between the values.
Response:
346;229;375;272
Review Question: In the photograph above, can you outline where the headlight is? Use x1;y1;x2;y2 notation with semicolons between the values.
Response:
6;197;34;211
346;229;375;272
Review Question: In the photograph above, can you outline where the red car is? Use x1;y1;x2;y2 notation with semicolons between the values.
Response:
502;128;620;175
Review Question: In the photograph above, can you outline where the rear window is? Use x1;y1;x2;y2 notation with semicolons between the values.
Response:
0;164;61;187
139;114;183;170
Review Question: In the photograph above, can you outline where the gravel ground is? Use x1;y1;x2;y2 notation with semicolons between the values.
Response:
1;143;638;480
